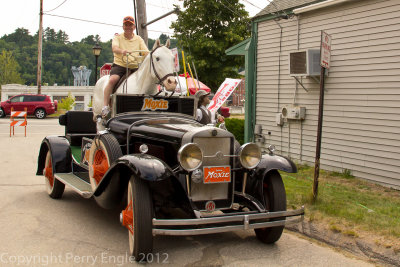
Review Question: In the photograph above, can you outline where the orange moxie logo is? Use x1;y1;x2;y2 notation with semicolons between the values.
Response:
141;98;169;111
204;166;231;183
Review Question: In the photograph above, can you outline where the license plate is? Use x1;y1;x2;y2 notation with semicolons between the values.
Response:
203;166;231;184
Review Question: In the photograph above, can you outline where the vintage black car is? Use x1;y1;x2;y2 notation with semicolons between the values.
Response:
36;94;304;260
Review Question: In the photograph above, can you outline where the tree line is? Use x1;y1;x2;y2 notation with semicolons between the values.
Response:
1;0;250;90
0;27;176;87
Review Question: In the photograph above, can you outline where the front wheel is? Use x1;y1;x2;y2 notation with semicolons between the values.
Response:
0;108;5;118
254;170;287;244
44;150;65;198
35;108;46;119
121;175;153;260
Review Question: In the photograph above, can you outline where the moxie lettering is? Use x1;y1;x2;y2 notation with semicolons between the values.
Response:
204;167;231;183
142;98;169;111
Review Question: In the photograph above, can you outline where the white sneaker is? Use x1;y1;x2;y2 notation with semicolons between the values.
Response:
101;106;110;118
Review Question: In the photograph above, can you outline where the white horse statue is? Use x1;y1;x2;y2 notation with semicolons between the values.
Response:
93;39;177;130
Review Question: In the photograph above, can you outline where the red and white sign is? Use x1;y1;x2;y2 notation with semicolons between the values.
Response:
320;31;332;69
171;48;179;72
203;166;231;184
100;63;112;77
208;78;242;112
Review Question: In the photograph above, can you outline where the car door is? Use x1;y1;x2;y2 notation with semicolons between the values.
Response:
23;95;35;114
10;95;25;112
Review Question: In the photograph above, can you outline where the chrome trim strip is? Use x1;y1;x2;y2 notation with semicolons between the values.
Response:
152;216;303;236
152;206;304;226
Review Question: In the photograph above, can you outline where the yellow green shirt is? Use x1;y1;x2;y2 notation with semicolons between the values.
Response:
112;33;149;69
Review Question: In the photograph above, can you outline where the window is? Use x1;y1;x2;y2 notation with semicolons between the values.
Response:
23;95;34;102
75;96;84;101
10;96;24;103
53;96;67;102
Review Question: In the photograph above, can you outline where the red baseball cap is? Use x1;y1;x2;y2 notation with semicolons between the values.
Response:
123;16;135;25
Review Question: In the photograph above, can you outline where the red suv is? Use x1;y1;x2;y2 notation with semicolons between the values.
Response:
0;94;57;119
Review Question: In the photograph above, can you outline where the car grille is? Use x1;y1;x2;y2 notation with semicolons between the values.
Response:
191;137;232;203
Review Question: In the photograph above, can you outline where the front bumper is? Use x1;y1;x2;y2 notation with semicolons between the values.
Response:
152;206;304;236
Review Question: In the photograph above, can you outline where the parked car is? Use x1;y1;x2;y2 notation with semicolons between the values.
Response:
0;94;57;119
36;94;304;261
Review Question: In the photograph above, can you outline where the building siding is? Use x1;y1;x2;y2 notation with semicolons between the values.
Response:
255;0;400;188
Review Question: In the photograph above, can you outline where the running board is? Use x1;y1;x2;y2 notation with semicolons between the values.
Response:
54;173;93;198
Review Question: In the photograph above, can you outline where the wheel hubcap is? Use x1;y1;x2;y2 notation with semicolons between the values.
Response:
92;149;109;184
44;157;54;187
122;200;133;234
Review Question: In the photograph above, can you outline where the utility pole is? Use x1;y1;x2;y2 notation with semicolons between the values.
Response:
135;0;148;46
37;0;43;94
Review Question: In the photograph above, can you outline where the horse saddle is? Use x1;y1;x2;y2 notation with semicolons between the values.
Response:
112;68;138;94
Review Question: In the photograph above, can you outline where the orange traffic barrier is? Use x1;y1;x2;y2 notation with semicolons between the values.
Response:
10;107;27;137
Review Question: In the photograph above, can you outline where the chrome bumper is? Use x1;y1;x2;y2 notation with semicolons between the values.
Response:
152;206;304;236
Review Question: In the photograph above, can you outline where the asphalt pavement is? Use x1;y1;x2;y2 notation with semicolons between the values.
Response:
0;117;374;266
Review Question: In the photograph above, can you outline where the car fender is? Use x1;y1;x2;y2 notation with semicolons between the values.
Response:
92;154;182;210
255;153;297;178
36;136;72;175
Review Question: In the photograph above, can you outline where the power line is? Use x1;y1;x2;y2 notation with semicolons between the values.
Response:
266;0;289;18
43;13;120;27
241;0;262;10
43;13;173;35
44;0;68;13
220;0;242;17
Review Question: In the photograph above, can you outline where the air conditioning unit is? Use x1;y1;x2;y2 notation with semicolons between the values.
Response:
281;106;306;120
289;49;321;77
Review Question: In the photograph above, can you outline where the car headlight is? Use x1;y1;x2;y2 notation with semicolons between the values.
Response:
238;143;261;169
177;143;203;171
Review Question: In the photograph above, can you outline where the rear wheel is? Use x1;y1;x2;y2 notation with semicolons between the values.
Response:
35;108;46;119
121;175;153;260
88;134;122;191
44;150;65;198
254;170;287;244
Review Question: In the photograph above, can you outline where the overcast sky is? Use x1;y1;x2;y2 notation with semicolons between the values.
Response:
1;0;267;42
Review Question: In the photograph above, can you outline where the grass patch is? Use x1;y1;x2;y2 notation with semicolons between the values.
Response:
48;109;67;118
282;164;400;239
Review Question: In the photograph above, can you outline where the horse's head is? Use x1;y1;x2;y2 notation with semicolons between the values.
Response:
150;39;177;91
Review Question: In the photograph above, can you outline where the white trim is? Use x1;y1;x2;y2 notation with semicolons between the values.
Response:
293;0;353;14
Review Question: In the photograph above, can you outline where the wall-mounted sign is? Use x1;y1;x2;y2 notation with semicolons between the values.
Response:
320;31;332;69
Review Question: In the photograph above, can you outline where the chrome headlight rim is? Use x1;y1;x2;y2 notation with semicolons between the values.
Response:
177;143;203;171
238;142;261;169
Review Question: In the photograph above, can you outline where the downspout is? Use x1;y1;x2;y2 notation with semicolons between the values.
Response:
274;20;284;154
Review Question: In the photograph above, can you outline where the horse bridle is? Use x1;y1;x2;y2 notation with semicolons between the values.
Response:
150;45;175;86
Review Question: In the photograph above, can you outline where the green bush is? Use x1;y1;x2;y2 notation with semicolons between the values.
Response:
224;118;244;144
58;92;75;111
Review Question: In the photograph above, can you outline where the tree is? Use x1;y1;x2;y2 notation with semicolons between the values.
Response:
0;50;24;85
171;0;250;89
44;27;57;42
56;30;69;44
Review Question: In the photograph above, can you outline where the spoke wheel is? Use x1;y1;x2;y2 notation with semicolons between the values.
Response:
44;150;65;198
122;175;153;260
88;134;122;191
254;170;287;244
